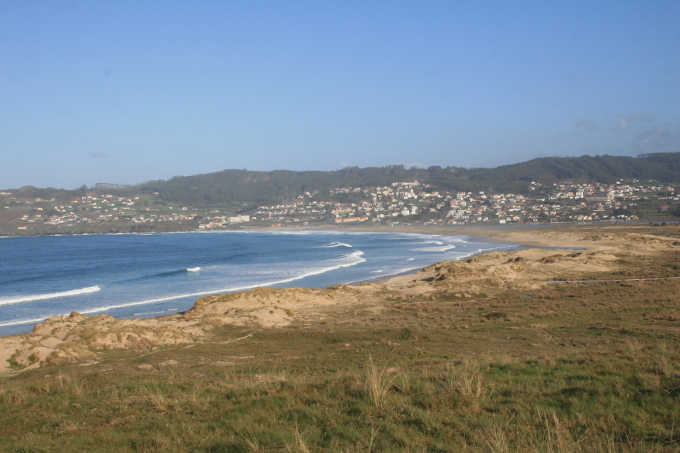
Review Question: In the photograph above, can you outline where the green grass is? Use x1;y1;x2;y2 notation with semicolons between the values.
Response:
0;348;680;452
1;326;678;452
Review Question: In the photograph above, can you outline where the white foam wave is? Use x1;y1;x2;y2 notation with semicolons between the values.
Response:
187;267;201;272
406;258;415;261
450;251;484;261
412;245;457;253
79;251;367;315
0;286;101;307
403;233;468;243
267;230;314;235
320;242;353;248
0;316;54;327
344;266;420;285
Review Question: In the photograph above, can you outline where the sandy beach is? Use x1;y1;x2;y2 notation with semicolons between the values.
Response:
2;223;678;374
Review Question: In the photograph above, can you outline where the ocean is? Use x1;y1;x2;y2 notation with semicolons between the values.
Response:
0;230;519;336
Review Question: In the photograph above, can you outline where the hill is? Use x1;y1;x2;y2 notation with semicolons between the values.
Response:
5;153;680;208
135;153;680;206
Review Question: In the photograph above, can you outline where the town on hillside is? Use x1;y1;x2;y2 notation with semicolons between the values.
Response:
1;179;678;235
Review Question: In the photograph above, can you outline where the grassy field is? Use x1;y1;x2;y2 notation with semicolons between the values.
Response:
1;228;679;452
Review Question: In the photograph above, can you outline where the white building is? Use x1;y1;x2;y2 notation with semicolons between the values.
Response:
228;214;251;224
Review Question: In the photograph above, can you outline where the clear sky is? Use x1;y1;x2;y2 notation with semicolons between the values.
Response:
1;1;679;189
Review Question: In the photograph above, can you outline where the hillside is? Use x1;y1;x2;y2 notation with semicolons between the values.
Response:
5;153;680;208
136;153;680;206
2;152;679;236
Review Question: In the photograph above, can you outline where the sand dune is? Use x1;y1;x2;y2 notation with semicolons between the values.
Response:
2;224;678;373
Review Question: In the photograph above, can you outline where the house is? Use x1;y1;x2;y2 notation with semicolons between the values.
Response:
228;215;251;224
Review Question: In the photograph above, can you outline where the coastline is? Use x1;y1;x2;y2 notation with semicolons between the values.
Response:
0;228;519;333
2;229;679;449
1;218;673;240
2;222;679;374
0;223;636;333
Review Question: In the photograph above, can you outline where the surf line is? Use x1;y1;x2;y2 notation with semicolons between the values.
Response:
85;251;367;315
320;242;353;248
0;286;101;307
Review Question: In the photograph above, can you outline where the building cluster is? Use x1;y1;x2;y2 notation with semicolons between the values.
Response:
198;214;250;229
5;194;200;229
2;179;678;232
8;194;141;228
253;180;678;225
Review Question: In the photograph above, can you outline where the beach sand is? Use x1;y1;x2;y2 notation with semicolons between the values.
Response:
2;223;678;374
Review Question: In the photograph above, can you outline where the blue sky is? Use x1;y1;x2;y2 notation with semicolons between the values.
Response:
1;1;679;189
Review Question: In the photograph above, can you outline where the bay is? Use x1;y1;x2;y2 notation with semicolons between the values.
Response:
0;230;519;336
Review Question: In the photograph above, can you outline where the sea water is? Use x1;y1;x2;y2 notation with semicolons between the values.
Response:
0;230;519;336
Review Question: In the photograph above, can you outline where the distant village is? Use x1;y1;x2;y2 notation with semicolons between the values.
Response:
1;179;678;233
250;180;678;227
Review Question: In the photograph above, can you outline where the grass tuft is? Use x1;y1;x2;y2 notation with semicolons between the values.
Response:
365;355;399;410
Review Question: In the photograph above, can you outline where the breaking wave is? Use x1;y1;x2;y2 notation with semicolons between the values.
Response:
0;251;369;324
0;286;101;307
320;242;353;248
413;244;457;252
79;251;366;314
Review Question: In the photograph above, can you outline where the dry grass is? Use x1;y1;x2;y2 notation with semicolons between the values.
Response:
285;426;311;453
445;359;490;401
365;355;399;410
484;419;510;453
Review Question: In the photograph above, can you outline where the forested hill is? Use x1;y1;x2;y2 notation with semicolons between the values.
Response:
9;153;680;206
134;153;680;206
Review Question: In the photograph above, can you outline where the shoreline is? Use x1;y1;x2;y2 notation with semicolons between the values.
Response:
0;228;515;325
0;229;522;334
0;223;665;334
1;218;675;240
1;225;678;450
2;222;679;373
